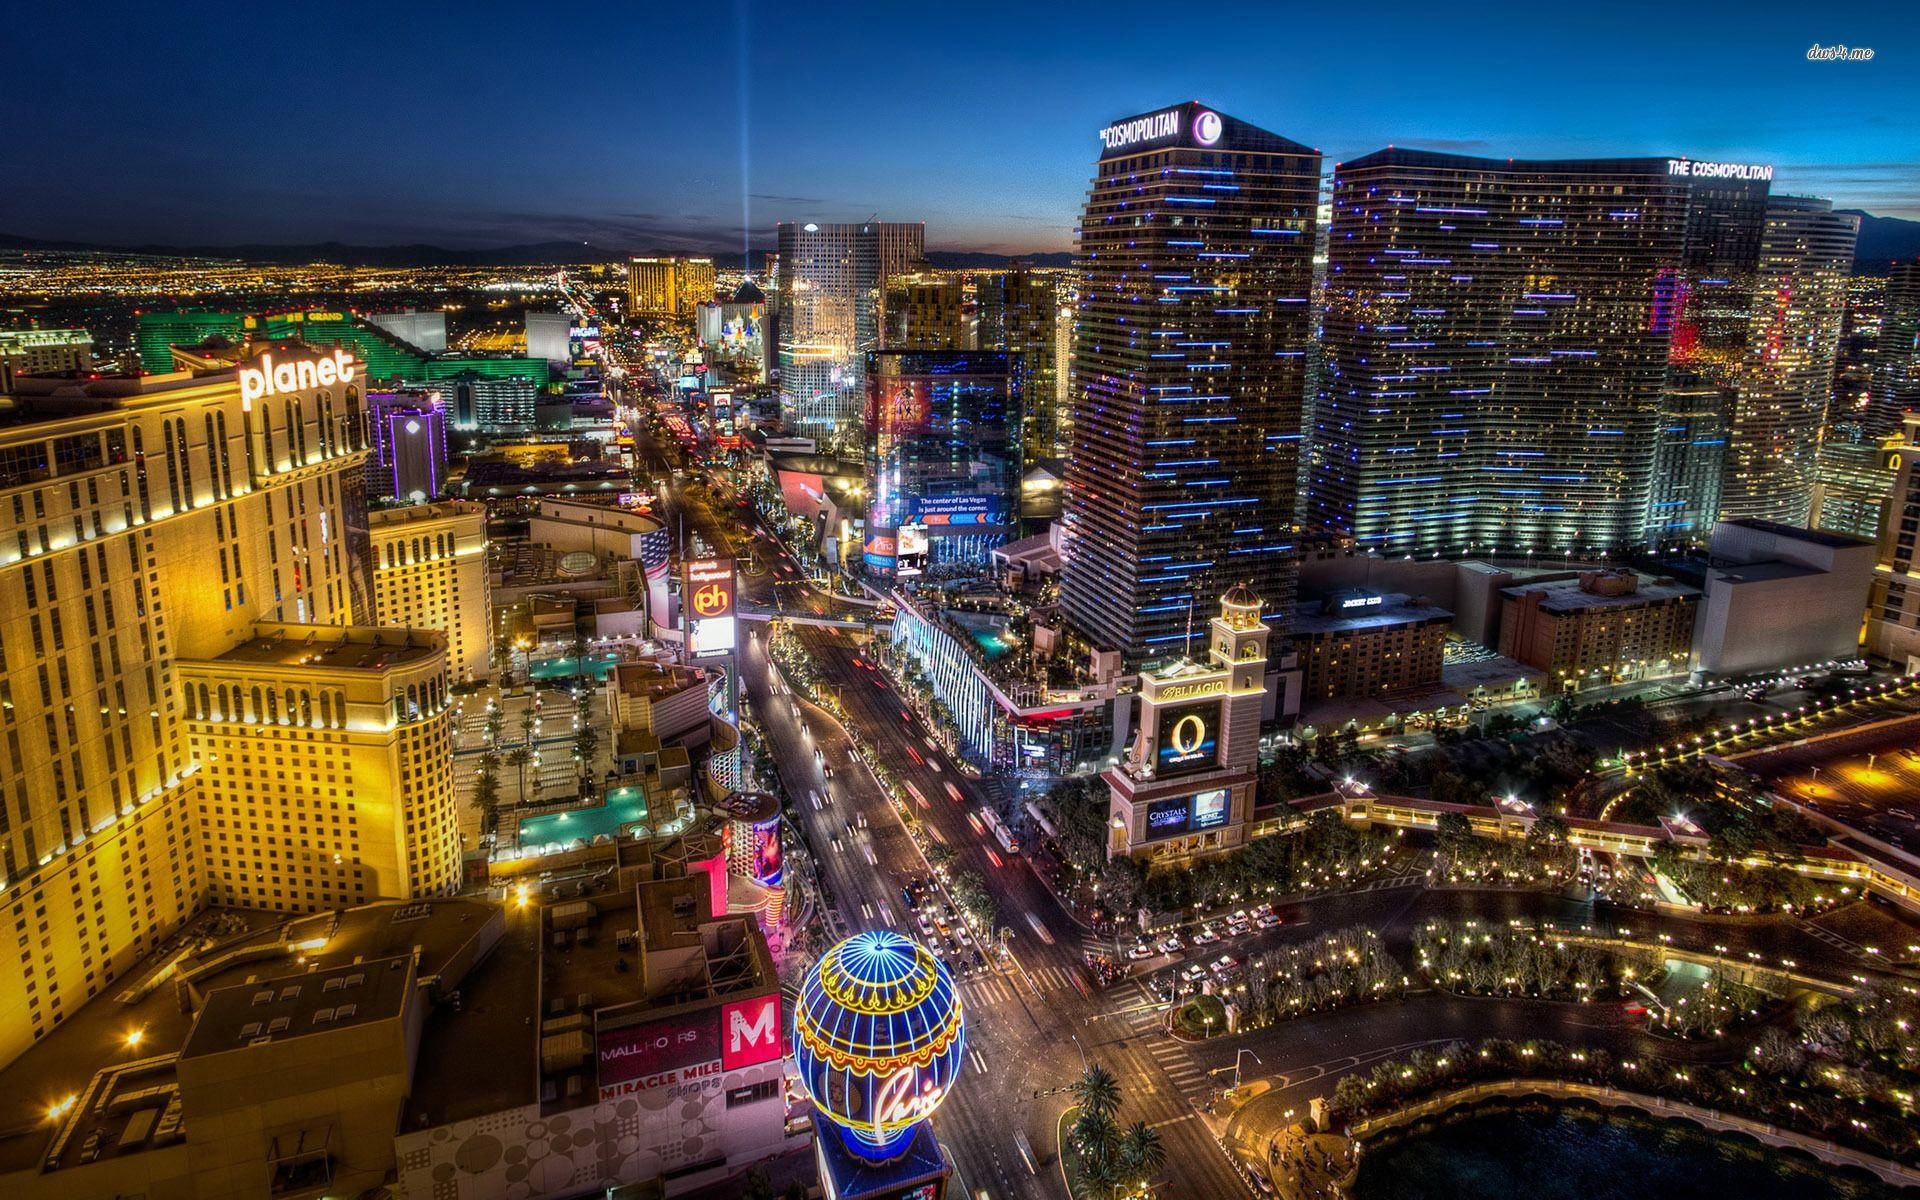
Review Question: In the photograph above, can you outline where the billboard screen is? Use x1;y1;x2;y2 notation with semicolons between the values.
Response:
1190;787;1229;832
1143;796;1191;841
685;558;737;659
1143;788;1231;841
916;493;1007;529
597;1013;721;1099
1154;700;1220;777
751;817;783;887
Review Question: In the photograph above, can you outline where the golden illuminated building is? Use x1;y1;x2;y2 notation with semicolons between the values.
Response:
369;501;492;681
883;272;970;350
626;257;717;317
0;350;456;1070
179;623;461;910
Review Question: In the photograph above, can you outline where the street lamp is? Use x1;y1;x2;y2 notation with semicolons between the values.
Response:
1233;1048;1261;1090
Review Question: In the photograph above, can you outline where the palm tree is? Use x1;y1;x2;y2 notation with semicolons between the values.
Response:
1117;1120;1166;1182
1070;1064;1121;1120
1073;1107;1119;1180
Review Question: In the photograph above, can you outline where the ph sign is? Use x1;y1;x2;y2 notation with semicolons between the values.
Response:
238;349;357;411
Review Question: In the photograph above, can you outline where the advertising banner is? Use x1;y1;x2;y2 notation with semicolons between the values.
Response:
685;558;737;659
1154;700;1221;777
597;1013;721;1099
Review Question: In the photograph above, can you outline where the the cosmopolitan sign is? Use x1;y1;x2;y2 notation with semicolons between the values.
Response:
238;349;357;411
1099;109;1181;151
1666;159;1774;182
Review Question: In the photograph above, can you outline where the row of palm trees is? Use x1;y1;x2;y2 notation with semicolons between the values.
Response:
1067;1064;1167;1198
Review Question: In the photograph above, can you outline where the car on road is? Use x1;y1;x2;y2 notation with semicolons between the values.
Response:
916;912;934;937
1255;911;1282;929
1210;954;1238;976
1128;942;1157;960
1156;934;1185;954
944;782;964;805
907;746;924;766
1192;925;1221;946
823;764;834;779
1180;963;1207;984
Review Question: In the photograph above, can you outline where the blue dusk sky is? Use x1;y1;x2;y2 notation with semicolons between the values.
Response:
2;0;1914;252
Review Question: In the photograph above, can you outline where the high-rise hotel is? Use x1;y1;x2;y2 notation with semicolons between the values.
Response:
1307;151;1702;559
775;221;925;439
1721;196;1859;524
0;349;460;1067
1062;102;1320;660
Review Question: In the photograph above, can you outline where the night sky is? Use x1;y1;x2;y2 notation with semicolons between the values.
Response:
5;0;1914;253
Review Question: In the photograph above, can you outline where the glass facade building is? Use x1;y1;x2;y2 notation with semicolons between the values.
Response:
1061;102;1320;660
776;221;923;439
1720;196;1859;524
863;350;1022;570
1307;151;1694;559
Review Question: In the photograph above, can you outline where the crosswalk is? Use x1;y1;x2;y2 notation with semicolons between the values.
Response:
1142;1034;1214;1104
961;962;1080;1006
1800;920;1874;961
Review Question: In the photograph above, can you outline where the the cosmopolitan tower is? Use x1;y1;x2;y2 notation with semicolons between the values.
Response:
1307;151;1695;559
1062;102;1320;661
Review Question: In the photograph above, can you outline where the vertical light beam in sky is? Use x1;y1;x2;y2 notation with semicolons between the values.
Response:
736;0;753;267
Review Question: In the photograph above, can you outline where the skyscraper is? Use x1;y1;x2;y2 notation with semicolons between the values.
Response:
1061;102;1319;660
1719;197;1859;523
1645;169;1772;547
366;389;449;501
775;221;923;440
883;271;971;349
977;269;1065;463
0;347;460;1068
863;350;1022;572
1868;259;1920;434
1307;151;1700;559
625;257;716;317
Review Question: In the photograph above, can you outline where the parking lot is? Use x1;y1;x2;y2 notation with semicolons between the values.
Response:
1743;722;1920;853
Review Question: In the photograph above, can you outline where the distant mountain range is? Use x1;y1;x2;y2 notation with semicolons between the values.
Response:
1839;213;1920;272
5;217;1912;272
0;232;1072;271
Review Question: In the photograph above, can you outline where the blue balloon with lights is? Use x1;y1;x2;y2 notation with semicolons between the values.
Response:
792;929;967;1159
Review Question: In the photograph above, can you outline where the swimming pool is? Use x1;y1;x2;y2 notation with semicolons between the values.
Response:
527;651;623;682
513;784;648;850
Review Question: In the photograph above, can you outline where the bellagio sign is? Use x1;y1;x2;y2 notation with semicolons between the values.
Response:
238;348;358;410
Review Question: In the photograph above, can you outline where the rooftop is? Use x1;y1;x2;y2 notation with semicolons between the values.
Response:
180;955;413;1060
367;499;484;529
1709;560;1825;585
1721;518;1871;550
0;899;503;1175
205;623;445;671
1292;593;1452;636
1500;574;1698;611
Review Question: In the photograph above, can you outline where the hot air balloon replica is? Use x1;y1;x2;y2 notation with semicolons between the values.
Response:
793;929;966;1197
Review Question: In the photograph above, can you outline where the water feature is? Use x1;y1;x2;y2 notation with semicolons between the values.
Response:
1352;1106;1896;1200
511;784;649;852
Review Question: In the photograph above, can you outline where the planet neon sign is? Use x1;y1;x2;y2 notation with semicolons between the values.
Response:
792;929;966;1159
238;348;357;410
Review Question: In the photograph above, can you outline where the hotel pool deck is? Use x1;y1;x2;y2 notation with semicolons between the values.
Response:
511;785;648;853
527;650;623;682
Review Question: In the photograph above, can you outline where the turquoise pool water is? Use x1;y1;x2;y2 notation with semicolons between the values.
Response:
514;785;648;848
969;628;1012;660
528;651;622;681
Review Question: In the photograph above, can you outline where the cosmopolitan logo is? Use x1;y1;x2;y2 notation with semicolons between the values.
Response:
1100;109;1180;151
238;349;357;410
1666;159;1773;181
